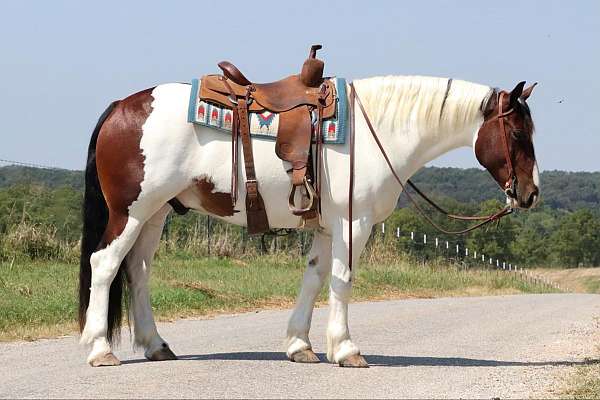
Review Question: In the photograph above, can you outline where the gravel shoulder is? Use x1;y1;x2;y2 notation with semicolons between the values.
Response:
1;294;599;399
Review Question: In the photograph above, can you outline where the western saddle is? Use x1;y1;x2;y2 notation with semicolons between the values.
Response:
199;45;337;234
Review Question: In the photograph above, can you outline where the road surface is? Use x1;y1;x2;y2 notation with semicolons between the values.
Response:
2;294;599;398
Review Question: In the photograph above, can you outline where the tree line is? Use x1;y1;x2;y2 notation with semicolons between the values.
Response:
0;165;598;267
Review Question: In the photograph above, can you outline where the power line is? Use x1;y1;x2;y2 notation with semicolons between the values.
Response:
0;158;77;171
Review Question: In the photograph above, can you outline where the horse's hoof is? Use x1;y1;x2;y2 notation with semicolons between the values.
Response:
89;352;121;367
339;354;369;368
146;345;177;361
290;349;320;363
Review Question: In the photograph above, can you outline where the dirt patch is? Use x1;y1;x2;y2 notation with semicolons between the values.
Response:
533;268;600;294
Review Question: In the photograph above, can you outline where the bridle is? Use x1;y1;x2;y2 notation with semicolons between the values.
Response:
484;90;518;199
347;84;519;270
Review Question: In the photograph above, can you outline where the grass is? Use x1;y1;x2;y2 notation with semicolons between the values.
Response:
0;253;557;342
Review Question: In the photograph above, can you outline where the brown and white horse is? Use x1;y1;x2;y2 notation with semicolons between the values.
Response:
79;76;539;367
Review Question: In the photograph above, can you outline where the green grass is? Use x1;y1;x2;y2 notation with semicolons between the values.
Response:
584;278;600;294
0;254;557;341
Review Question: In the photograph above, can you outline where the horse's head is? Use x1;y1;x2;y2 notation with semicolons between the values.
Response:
475;81;539;210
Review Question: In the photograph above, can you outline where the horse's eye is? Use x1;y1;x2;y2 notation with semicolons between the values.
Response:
511;130;527;141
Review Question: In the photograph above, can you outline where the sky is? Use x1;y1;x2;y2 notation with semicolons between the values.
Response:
0;0;598;172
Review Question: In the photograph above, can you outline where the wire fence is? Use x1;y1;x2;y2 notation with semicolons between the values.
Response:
378;221;567;292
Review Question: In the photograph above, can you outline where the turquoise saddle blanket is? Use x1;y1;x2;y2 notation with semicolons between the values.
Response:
187;77;348;144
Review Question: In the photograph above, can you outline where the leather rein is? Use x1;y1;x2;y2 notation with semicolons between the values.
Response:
347;83;516;270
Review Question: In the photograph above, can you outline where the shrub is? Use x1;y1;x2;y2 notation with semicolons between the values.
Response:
0;221;78;262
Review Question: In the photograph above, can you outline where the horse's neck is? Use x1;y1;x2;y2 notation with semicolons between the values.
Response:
354;80;485;181
403;124;479;175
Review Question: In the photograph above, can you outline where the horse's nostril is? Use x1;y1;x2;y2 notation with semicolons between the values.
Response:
525;189;538;208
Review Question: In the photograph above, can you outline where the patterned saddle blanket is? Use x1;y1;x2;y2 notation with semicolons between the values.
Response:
187;77;348;144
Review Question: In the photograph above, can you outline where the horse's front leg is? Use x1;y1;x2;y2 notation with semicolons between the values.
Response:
327;217;371;367
286;231;332;363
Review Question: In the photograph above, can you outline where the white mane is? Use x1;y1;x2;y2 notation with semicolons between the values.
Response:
353;75;492;137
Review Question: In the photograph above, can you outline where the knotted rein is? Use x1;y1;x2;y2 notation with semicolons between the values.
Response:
347;83;515;271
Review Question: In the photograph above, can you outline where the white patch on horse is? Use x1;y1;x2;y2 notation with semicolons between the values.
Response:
81;216;144;364
533;162;540;187
531;161;541;207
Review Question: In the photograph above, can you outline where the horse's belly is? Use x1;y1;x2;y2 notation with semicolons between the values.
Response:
181;131;304;228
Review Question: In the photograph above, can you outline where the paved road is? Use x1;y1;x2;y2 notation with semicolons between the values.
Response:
2;294;599;399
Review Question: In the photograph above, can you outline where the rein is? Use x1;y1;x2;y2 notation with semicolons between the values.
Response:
347;83;515;270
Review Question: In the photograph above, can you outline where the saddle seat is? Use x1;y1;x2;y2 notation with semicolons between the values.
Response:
218;44;325;90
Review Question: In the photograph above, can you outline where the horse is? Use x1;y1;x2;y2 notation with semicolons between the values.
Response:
79;75;539;367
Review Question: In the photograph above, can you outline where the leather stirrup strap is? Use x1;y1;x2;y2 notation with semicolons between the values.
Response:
238;98;270;234
231;103;239;207
316;102;324;216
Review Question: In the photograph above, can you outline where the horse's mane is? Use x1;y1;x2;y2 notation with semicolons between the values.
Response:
353;75;493;137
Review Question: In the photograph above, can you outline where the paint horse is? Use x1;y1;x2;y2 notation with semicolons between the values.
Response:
79;75;539;367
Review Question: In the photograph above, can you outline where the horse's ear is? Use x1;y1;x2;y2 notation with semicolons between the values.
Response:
521;82;538;101
509;81;526;106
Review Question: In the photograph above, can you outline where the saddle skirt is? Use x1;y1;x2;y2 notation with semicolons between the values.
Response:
187;77;348;144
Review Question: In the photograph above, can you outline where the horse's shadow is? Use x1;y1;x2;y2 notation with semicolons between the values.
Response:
121;351;600;368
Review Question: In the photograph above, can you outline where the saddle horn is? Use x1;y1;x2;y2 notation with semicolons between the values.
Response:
301;44;324;87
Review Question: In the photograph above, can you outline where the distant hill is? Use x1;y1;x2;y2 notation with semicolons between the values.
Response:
1;165;598;211
410;167;600;211
0;165;83;190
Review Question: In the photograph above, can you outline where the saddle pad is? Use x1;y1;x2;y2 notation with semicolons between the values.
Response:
187;77;348;144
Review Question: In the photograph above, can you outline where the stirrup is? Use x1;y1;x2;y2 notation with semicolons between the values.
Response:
288;176;317;215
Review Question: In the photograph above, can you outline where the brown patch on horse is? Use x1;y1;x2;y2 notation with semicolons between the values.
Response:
194;177;236;217
95;87;155;244
475;82;538;208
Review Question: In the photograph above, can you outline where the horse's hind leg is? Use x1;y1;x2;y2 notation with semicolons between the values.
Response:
286;231;332;363
81;213;144;366
126;204;176;361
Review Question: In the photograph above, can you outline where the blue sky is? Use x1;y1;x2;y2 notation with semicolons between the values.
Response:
0;0;597;171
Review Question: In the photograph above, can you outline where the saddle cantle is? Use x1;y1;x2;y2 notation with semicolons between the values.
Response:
198;45;337;234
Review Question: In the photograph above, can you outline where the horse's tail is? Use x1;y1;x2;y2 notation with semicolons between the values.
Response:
79;101;124;343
